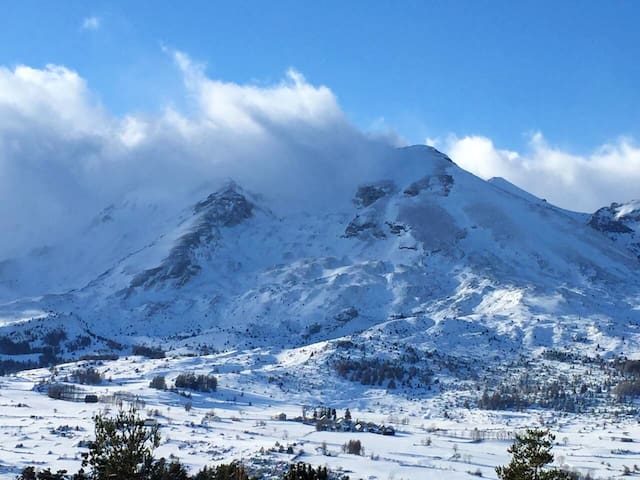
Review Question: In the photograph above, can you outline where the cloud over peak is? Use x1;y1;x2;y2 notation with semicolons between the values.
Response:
0;51;385;258
1;49;638;260
438;132;640;212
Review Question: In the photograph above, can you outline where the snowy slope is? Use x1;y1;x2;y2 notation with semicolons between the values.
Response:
1;145;640;370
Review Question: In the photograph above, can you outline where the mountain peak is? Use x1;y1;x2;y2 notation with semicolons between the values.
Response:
399;144;453;163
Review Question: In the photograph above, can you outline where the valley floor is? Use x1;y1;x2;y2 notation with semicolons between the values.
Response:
1;354;640;480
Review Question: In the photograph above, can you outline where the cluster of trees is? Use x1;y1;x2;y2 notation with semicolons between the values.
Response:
0;358;39;376
149;376;167;390
0;330;85;371
69;367;103;385
613;359;640;402
132;345;166;359
613;379;640;401
43;329;67;347
149;373;218;393
332;356;430;388
309;406;338;421
0;335;32;355
46;384;82;401
282;464;329;480
0;335;63;372
614;358;640;376
541;349;581;363
17;407;347;480
66;335;93;352
478;351;640;413
476;366;611;413
174;373;218;392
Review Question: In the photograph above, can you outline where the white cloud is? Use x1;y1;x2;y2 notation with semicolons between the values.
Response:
81;16;100;31
0;52;389;258
438;133;640;212
170;49;344;132
1;49;638;260
0;64;106;134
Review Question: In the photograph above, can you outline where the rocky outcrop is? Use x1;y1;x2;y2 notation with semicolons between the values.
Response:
404;174;454;197
353;181;396;208
129;185;254;290
588;202;640;259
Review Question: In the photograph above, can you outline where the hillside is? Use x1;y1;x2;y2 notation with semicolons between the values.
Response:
1;146;639;371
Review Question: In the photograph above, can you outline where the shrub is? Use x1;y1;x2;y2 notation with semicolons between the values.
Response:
343;439;363;455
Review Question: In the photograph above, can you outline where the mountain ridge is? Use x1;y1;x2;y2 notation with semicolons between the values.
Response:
1;145;639;374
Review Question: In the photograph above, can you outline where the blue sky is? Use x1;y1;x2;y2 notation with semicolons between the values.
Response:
1;0;639;229
2;0;639;151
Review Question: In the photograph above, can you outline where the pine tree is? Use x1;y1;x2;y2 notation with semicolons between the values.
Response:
83;406;160;480
495;429;571;480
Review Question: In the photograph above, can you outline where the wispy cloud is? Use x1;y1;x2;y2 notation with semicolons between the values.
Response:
81;16;100;31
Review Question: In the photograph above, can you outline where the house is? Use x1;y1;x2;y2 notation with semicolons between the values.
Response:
382;426;396;436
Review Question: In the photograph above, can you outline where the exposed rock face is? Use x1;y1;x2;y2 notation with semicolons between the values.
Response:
404;174;454;197
386;221;408;235
344;216;386;239
193;186;254;225
589;206;634;234
345;181;396;239
335;306;359;323
588;202;640;259
353;181;396;208
128;185;254;290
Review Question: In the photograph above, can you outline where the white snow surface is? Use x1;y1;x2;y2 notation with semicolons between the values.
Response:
0;355;639;479
1;145;640;477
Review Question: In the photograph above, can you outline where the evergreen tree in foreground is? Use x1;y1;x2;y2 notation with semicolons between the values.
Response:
496;429;571;480
83;406;160;480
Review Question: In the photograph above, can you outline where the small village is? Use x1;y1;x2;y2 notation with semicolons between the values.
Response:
285;406;396;436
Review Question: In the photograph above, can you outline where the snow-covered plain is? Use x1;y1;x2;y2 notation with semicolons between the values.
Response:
1;353;640;480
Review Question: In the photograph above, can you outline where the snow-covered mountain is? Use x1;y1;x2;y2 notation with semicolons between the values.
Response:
588;200;640;259
1;145;639;371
